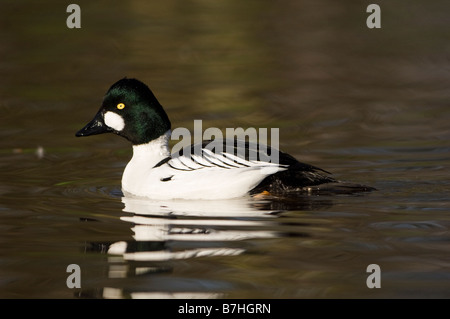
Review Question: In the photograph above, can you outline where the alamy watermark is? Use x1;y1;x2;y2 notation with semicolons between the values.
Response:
366;4;381;29
66;4;81;29
66;264;81;288
65;263;382;290
66;4;381;30
366;264;381;288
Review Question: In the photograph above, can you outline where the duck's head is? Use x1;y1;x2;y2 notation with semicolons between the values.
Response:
76;78;171;145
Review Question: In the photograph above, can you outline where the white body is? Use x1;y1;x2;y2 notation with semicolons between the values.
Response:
121;131;286;200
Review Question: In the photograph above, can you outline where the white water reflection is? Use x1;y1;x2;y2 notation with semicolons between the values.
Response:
97;196;282;299
78;190;332;298
103;287;223;299
107;196;279;261
121;196;281;218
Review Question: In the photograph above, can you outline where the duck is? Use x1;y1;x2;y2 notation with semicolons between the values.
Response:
76;78;375;200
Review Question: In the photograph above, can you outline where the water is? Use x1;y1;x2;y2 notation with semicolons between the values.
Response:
1;0;450;299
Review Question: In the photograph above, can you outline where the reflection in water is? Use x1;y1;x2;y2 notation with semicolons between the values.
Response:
111;197;279;261
82;194;332;299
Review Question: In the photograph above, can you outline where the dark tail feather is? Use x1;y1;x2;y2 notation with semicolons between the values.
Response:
299;182;376;195
250;167;376;196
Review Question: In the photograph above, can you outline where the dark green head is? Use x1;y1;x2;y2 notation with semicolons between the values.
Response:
76;78;171;145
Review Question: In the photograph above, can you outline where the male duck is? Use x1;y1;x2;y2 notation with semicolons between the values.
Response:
76;78;374;200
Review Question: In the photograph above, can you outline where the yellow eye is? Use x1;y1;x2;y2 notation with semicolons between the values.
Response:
117;103;125;110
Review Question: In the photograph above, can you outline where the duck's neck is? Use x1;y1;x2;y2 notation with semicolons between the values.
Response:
131;130;171;167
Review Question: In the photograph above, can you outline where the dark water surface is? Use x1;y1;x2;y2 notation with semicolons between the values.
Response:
1;1;450;298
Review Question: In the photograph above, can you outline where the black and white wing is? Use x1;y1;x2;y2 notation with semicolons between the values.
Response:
165;139;290;172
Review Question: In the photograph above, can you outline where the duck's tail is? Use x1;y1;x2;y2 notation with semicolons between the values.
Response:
250;163;375;196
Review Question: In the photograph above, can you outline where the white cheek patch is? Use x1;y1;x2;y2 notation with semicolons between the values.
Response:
104;111;125;131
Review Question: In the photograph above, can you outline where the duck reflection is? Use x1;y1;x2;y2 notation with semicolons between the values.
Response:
107;196;281;261
81;194;332;299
